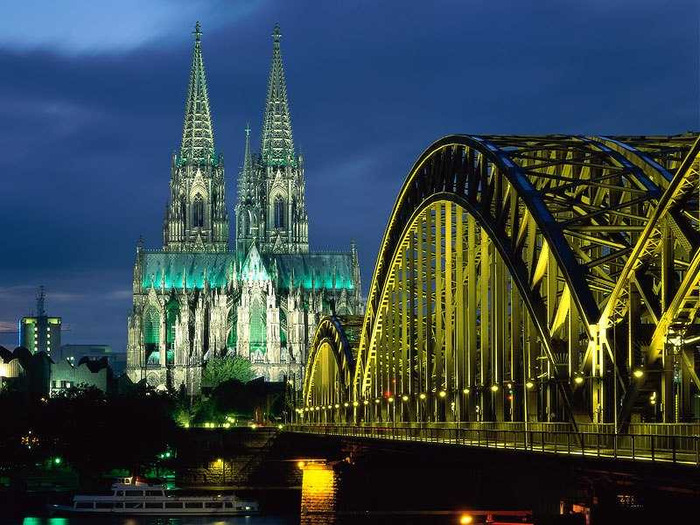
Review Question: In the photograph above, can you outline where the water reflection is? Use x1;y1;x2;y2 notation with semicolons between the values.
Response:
300;461;337;525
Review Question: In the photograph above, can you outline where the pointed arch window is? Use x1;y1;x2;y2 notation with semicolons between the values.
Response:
165;300;179;365
241;210;250;237
227;307;237;350
143;307;160;365
249;296;267;359
192;195;204;228
274;196;286;229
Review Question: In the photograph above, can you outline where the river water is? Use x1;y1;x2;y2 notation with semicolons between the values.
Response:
7;460;540;525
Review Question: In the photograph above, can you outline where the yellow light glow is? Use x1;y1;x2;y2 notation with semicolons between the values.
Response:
297;461;306;469
574;376;584;385
388;396;394;403
343;402;349;407
526;381;534;389
460;514;474;525
374;399;380;404
363;400;369;405
462;388;470;395
419;393;427;400
301;462;334;499
490;385;499;392
633;369;644;379
334;404;340;409
438;390;447;398
353;401;359;407
401;395;409;401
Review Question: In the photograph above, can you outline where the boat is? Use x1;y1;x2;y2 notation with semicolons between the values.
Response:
48;476;260;516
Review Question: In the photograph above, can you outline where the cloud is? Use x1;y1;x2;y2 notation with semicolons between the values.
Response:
0;0;263;55
0;321;17;333
105;290;133;300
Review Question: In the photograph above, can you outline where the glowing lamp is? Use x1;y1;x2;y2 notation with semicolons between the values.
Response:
297;461;305;469
353;401;359;407
633;369;644;379
460;514;474;524
574;376;584;385
388;396;395;403
419;393;427;400
438;390;447;398
525;381;534;390
462;388;470;395
401;395;409;402
490;384;499;392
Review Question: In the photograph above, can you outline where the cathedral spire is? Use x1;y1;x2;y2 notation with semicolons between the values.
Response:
180;21;215;164
243;122;253;175
261;23;295;167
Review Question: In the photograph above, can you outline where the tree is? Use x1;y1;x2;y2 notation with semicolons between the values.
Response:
202;356;256;388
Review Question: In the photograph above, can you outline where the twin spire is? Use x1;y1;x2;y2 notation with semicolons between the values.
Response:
179;22;295;168
180;21;215;164
260;23;296;167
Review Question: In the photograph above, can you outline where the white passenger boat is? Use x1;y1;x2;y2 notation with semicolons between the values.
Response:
49;476;259;515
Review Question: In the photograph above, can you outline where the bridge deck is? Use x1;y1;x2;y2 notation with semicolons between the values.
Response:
286;424;700;467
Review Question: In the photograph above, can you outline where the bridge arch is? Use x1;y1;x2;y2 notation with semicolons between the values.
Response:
299;134;700;427
353;135;680;425
302;315;363;423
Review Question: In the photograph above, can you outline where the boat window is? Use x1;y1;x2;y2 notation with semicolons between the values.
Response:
205;502;224;508
115;491;124;496
76;502;93;509
185;502;203;508
146;490;163;497
125;490;143;497
124;502;142;509
96;502;112;509
113;503;124;509
145;502;163;509
224;502;232;508
165;502;183;509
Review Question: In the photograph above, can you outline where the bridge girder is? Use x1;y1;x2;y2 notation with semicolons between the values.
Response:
301;134;700;428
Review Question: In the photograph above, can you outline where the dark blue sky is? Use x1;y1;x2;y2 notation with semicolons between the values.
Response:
0;0;698;351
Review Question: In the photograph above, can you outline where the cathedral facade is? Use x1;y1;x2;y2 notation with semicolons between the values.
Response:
126;24;362;393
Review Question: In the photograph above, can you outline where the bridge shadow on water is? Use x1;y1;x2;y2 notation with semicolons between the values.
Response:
282;432;700;525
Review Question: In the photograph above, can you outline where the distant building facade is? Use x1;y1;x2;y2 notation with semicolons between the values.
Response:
0;347;109;396
126;24;362;394
59;344;126;376
19;287;61;356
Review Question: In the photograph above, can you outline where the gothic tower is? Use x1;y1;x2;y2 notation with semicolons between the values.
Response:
164;22;229;252
235;24;309;255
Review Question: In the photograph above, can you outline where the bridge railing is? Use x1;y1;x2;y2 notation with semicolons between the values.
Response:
285;424;700;467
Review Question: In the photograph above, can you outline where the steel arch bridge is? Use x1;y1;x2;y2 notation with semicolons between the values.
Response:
301;134;700;435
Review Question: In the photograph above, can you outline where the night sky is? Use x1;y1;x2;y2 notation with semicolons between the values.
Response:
0;0;697;352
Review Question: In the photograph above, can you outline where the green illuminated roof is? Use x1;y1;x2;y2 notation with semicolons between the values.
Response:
139;250;354;291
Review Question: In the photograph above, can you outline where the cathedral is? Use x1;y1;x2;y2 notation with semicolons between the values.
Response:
126;23;362;393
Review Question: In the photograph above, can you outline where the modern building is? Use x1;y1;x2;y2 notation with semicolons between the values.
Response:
59;344;126;376
126;24;362;393
0;346;110;396
49;357;109;396
19;287;61;357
